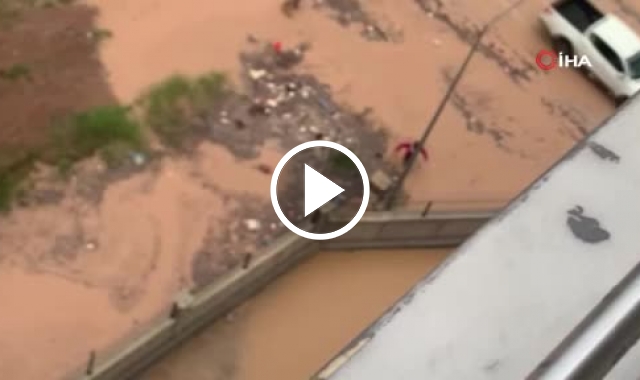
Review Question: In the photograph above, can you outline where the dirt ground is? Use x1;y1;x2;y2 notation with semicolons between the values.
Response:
0;2;116;160
1;0;640;378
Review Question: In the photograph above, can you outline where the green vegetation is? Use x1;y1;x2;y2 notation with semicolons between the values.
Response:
0;172;17;211
0;0;75;23
88;28;113;43
0;63;31;81
0;71;226;210
330;151;358;172
0;151;34;211
140;72;227;147
51;105;144;171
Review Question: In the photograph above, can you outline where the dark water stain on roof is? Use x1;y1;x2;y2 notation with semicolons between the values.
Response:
588;142;620;163
567;206;610;244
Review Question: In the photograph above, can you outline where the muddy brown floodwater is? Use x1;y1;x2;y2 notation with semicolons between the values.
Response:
142;249;450;380
5;0;640;376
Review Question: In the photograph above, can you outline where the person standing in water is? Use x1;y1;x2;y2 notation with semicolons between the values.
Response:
395;141;428;165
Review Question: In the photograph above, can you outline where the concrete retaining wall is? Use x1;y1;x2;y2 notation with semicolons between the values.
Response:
76;210;495;380
80;233;318;380
320;210;494;250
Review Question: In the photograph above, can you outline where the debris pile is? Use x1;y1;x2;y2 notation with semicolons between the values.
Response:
200;40;397;226
311;0;403;42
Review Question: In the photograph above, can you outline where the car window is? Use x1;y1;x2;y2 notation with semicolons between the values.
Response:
590;34;624;72
627;51;640;79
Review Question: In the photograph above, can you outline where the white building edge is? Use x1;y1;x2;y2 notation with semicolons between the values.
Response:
315;96;640;380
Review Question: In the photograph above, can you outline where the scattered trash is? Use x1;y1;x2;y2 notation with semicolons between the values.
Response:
274;49;304;69
281;0;302;17
316;96;336;113
249;69;267;80
85;241;98;250
432;38;442;46
265;98;279;108
247;34;258;43
244;219;261;231
220;117;230;124
234;119;246;129
130;152;146;166
285;82;298;93
300;87;311;98
248;101;268;116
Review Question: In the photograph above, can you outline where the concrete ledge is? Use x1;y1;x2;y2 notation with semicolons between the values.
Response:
79;233;317;380
320;210;494;251
73;209;496;380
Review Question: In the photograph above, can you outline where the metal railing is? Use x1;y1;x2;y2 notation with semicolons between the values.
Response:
527;260;640;380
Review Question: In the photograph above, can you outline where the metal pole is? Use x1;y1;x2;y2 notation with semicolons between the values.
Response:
382;0;527;210
383;29;485;210
527;260;640;380
421;200;434;217
86;350;96;376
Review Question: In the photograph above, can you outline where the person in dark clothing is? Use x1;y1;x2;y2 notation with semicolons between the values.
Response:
281;0;302;17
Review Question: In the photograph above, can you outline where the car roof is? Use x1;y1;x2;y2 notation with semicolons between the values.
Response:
591;15;640;59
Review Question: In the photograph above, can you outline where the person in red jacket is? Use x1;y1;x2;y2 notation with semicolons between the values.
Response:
395;141;428;165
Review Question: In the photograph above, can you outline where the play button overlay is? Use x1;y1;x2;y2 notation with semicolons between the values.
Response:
304;165;345;217
271;140;370;240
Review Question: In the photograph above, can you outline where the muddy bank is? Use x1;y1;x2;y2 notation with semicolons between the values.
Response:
142;249;450;380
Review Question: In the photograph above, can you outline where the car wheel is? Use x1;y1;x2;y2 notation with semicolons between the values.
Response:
552;37;573;56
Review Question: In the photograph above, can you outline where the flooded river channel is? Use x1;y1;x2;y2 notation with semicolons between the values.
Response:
142;248;450;380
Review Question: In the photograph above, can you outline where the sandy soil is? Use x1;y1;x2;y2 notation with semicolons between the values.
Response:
3;0;640;378
142;249;450;380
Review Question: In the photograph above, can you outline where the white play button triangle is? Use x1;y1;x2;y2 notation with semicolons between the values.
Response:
304;164;345;217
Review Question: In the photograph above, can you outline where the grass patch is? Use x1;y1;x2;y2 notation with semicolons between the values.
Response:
330;151;358;172
0;169;24;211
0;172;17;211
0;0;76;27
0;70;225;210
0;151;34;211
51;105;144;171
141;72;227;147
88;27;113;43
0;63;31;81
